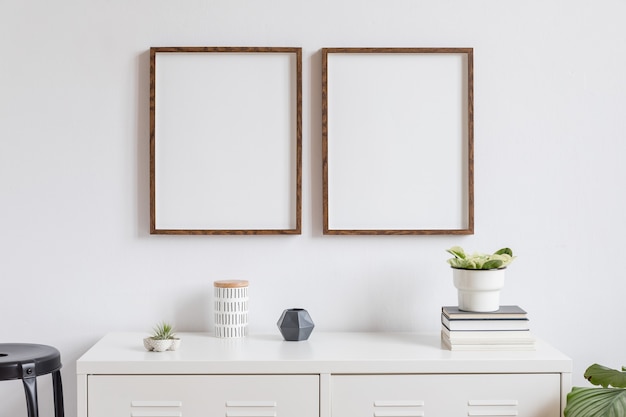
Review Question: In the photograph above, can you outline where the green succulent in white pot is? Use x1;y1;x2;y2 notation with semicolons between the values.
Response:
143;321;181;352
564;364;626;417
446;246;515;312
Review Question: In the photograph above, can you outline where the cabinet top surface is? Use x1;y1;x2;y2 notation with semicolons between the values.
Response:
76;332;571;375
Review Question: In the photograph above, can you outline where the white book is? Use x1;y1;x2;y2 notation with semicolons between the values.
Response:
441;337;536;351
441;329;536;345
441;326;534;339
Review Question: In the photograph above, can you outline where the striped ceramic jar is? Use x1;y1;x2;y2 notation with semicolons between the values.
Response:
214;280;249;338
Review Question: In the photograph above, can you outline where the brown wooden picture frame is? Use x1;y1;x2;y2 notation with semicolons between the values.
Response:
150;47;302;235
322;47;474;235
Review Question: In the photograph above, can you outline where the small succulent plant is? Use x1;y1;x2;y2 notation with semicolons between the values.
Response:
446;246;515;270
151;321;176;340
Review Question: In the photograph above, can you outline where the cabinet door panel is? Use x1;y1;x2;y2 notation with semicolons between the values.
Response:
331;374;560;417
88;375;318;417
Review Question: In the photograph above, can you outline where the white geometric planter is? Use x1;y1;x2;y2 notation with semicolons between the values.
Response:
143;337;181;352
452;268;505;312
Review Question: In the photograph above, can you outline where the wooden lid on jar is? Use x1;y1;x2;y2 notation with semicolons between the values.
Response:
214;280;249;288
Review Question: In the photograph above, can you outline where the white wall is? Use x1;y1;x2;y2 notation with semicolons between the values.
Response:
2;0;625;415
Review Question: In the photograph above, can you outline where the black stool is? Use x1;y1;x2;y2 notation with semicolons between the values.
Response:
0;344;64;417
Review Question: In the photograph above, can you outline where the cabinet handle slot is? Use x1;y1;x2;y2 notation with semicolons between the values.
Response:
468;400;518;406
374;400;425;417
131;401;183;407
225;401;277;417
467;399;519;416
225;401;277;407
130;400;183;417
374;401;425;407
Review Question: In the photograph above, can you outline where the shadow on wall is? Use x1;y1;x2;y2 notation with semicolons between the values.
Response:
136;50;151;238
309;49;324;237
357;267;423;332
173;287;213;332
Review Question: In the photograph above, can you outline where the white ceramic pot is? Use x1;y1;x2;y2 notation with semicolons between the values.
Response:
452;268;505;312
143;337;180;352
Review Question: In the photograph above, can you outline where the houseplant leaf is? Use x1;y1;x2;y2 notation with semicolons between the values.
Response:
494;247;513;256
585;364;626;388
446;246;467;259
564;386;626;417
481;259;503;270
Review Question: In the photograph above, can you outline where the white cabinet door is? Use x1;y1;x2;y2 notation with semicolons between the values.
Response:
88;375;319;417
331;374;561;417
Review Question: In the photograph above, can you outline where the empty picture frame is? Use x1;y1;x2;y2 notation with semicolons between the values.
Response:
322;47;474;235
150;47;302;235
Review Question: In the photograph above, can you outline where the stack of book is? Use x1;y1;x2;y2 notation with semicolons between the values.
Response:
441;305;536;351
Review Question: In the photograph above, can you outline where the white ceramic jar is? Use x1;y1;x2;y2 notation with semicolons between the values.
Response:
214;280;249;338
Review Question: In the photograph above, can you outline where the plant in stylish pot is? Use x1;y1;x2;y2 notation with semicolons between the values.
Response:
446;246;515;312
143;321;181;352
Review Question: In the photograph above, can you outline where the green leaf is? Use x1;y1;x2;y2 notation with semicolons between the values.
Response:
446;246;466;259
447;258;464;268
481;259;504;270
585;364;626;388
464;259;478;269
152;321;176;340
494;247;513;256
492;253;513;267
565;386;626;417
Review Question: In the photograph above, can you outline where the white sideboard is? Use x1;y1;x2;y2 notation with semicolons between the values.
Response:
76;332;572;417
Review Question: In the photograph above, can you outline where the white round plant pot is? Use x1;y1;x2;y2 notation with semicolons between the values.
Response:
143;338;176;352
452;268;505;312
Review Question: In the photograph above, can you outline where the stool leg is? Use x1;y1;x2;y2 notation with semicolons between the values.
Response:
52;370;65;417
22;376;39;417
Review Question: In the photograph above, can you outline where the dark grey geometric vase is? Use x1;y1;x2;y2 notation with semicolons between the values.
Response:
277;308;315;341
